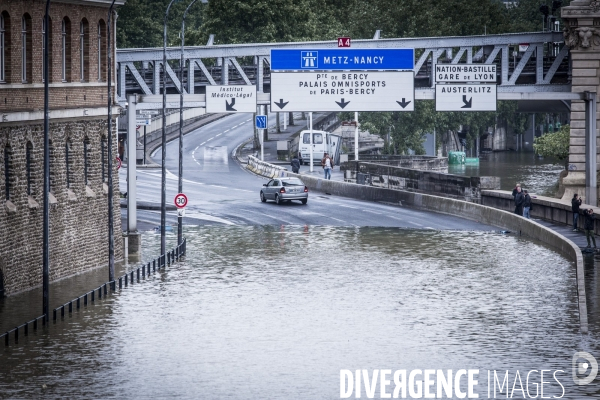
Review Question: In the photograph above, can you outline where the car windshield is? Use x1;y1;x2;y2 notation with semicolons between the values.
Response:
282;179;304;186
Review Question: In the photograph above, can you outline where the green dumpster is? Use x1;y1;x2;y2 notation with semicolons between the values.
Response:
448;151;466;165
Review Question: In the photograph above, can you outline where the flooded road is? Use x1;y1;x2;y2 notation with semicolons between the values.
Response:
1;226;598;399
449;152;564;197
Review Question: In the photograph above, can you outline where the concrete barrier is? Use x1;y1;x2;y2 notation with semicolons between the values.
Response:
247;160;588;334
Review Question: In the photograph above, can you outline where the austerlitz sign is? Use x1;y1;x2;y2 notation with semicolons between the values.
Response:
435;64;498;112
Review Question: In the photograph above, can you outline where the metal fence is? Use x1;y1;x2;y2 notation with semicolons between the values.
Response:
1;238;186;347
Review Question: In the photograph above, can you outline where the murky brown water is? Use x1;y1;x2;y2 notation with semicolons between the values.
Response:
449;152;564;197
0;226;598;399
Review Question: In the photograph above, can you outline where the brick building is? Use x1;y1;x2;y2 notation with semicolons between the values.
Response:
0;0;125;296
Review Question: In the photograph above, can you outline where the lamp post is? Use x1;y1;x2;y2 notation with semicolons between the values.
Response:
42;0;51;322
107;0;117;285
162;0;180;265
178;0;198;246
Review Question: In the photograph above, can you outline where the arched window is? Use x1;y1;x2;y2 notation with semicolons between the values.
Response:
97;20;106;81
61;17;71;82
0;12;6;82
21;14;32;83
4;144;11;200
79;19;89;82
65;139;72;188
26;141;33;195
42;16;52;83
101;135;107;182
83;137;90;185
0;267;4;298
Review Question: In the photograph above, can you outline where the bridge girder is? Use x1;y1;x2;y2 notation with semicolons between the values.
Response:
116;31;570;106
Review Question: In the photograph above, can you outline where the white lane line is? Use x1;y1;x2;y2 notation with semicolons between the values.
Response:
207;137;214;141
338;205;359;209
361;209;384;215
200;142;206;145
210;185;228;189
224;129;230;133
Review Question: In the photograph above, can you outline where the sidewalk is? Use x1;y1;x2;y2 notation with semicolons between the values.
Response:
237;112;345;181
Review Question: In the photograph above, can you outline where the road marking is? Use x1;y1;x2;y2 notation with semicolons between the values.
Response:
338;204;359;209
179;210;236;225
362;209;384;215
210;185;227;189
207;137;214;141
200;142;206;145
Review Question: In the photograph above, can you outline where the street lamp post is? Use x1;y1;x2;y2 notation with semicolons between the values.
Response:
178;0;198;246
162;0;180;265
107;0;117;286
42;0;51;322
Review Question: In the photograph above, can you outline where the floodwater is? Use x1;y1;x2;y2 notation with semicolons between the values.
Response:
1;226;598;399
449;151;564;197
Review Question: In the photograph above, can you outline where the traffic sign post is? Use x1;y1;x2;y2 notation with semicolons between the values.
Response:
435;84;497;111
206;85;257;113
174;193;188;209
270;71;414;112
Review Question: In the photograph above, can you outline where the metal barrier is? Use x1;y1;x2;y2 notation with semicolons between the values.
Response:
2;238;187;346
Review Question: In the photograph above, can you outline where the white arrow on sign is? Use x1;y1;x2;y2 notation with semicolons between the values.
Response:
206;85;257;113
270;71;414;112
435;84;497;112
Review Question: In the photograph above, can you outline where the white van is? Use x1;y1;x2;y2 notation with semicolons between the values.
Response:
298;130;342;166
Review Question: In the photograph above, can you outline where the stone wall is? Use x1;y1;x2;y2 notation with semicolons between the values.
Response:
341;161;500;203
0;117;123;295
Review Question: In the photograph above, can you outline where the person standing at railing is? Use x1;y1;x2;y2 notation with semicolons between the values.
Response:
572;193;582;231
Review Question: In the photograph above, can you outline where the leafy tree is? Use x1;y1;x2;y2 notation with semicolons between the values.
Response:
117;0;205;48
533;124;570;161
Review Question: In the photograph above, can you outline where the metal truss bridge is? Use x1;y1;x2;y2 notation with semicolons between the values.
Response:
116;31;574;109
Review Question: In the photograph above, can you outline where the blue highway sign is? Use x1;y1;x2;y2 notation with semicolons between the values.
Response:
270;49;414;71
255;115;268;129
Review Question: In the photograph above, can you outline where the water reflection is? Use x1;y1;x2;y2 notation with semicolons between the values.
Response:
0;226;598;399
449;152;564;197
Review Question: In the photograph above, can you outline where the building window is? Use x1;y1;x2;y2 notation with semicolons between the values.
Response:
4;144;11;200
101;136;107;182
83;137;90;185
40;16;53;83
97;20;107;81
65;140;71;188
79;19;89;82
61;17;71;82
21;14;32;83
26;141;33;195
0;13;5;82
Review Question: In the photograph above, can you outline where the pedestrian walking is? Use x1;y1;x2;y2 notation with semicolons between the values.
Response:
321;152;333;180
522;190;533;219
513;185;524;215
572;193;582;231
291;155;300;174
583;208;597;249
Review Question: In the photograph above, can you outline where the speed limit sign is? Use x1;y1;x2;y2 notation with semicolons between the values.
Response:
174;193;188;209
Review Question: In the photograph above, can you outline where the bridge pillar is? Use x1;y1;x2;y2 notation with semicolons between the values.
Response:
561;1;600;205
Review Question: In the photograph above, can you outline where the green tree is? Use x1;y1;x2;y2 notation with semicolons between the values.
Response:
533;124;570;161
